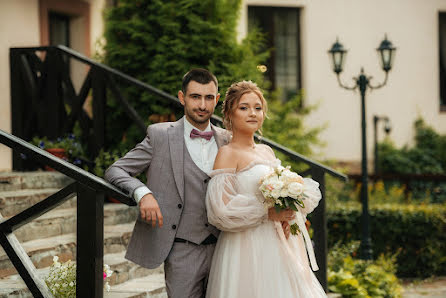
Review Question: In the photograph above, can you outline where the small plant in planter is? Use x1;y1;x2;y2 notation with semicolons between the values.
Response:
93;149;123;203
31;134;86;170
93;149;122;178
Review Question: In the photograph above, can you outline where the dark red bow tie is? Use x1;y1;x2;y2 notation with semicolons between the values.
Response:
190;129;214;141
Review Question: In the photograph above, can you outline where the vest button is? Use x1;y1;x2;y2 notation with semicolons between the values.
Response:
204;178;210;183
205;223;209;227
172;225;177;230
178;204;182;209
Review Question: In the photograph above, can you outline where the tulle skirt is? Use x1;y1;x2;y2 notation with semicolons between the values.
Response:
206;221;327;298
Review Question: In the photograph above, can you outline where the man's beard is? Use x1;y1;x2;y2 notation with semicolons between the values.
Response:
187;109;211;124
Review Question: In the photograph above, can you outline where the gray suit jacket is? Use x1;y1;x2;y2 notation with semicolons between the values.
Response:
104;117;230;269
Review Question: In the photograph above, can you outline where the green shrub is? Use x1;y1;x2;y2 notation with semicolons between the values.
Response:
377;118;446;203
328;241;402;298
379;118;445;175
327;202;446;278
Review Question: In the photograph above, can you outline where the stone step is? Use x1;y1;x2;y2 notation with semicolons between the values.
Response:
0;223;134;278
0;172;72;192
0;188;75;217
105;274;167;298
105;251;163;287
4;203;138;243
0;251;164;298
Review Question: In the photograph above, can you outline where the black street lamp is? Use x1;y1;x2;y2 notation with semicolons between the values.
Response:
328;35;396;260
373;115;392;175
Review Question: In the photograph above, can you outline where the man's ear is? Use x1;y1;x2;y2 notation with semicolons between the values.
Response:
215;93;221;105
178;90;185;106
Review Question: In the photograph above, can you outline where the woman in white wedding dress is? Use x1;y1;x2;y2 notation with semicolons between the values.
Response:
205;81;327;298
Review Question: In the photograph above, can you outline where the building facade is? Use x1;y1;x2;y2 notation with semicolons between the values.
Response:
1;0;445;171
0;0;108;170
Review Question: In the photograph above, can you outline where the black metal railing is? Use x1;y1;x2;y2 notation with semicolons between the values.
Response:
0;129;135;297
9;45;348;292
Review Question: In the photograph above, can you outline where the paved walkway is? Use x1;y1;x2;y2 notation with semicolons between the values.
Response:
402;277;446;298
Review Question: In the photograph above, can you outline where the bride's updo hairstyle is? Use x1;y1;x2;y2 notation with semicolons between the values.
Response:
222;80;268;131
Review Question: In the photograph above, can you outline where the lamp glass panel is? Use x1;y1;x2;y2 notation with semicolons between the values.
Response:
333;51;344;72
380;49;392;70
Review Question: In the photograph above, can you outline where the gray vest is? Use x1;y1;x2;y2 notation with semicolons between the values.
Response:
175;144;220;244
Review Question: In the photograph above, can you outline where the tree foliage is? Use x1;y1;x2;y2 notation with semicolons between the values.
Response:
103;0;268;149
262;92;325;170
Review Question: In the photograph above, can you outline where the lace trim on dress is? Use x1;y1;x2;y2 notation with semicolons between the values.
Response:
209;158;281;178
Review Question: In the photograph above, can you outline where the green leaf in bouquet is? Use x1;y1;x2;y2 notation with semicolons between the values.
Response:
289;200;299;212
290;223;301;235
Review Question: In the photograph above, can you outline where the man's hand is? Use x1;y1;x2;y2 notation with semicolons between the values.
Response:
268;207;295;222
139;193;163;227
282;221;291;239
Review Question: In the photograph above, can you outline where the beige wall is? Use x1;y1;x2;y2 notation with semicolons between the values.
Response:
0;0;106;171
241;0;446;164
0;0;40;171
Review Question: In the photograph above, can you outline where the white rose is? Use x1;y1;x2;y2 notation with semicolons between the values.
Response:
271;189;281;199
270;177;284;190
288;182;304;197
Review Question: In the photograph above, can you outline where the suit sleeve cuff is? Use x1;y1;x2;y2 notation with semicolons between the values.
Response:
133;186;152;204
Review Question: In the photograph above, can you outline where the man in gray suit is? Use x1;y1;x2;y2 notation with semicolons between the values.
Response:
105;69;230;297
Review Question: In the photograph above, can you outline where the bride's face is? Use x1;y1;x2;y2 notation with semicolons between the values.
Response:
231;92;264;133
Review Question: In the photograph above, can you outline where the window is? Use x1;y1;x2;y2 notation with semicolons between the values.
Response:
248;6;301;100
439;12;446;111
49;12;70;47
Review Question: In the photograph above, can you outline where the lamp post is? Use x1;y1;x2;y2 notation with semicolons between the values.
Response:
328;35;396;260
373;115;392;175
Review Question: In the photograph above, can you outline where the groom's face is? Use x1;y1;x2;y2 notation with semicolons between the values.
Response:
178;80;220;129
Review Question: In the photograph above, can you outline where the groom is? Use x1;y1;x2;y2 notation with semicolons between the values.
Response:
105;69;230;297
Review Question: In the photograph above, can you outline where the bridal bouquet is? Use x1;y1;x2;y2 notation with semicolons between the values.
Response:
259;165;307;235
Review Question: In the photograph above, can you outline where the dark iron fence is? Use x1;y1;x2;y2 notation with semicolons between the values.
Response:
8;45;348;292
0;129;135;297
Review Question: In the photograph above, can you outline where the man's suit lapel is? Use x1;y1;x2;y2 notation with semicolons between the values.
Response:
168;118;185;202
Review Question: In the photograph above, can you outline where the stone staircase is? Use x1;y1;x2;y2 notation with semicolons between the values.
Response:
0;171;166;297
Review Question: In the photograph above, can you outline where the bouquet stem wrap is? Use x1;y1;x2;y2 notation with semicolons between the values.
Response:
274;212;319;271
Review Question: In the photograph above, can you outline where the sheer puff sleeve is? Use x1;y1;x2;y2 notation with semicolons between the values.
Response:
299;178;322;217
205;169;268;232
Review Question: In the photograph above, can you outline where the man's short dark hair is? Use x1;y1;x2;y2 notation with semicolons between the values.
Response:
182;68;218;94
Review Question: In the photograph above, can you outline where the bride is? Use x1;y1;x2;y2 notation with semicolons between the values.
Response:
205;81;327;297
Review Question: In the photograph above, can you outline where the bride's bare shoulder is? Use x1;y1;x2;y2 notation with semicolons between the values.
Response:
256;144;276;159
214;144;239;170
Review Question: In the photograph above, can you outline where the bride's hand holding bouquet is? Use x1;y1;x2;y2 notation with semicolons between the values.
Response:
259;164;321;270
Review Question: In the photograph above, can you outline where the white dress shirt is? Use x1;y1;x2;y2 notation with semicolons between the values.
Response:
133;117;218;204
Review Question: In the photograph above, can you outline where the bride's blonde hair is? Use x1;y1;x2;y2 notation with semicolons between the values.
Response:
222;81;268;132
